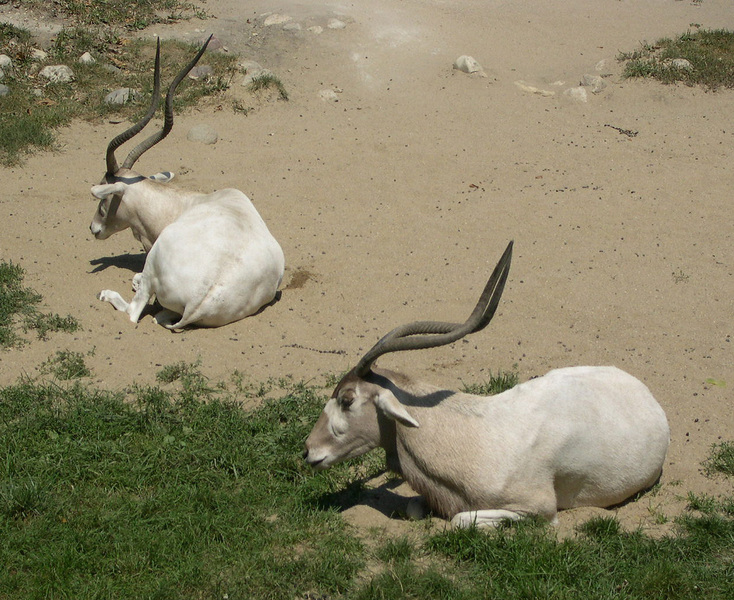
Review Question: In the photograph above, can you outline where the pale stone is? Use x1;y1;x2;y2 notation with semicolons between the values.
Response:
188;65;214;80
327;18;346;29
319;89;339;102
31;48;48;61
105;88;139;105
564;86;588;102
263;13;291;26
514;80;555;97
453;55;483;74
78;52;96;65
307;26;324;35
580;74;606;94
39;65;75;83
0;83;9;97
187;124;218;145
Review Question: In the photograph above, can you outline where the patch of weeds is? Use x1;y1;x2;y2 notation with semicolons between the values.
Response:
704;441;734;477
619;28;734;90
24;0;206;31
0;32;237;165
672;267;690;283
460;368;519;396
248;72;289;100
40;350;92;380
374;537;415;564
0;261;79;347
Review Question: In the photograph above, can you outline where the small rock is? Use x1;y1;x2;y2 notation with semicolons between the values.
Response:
283;22;302;32
188;65;214;80
667;58;693;70
327;18;346;29
78;52;96;65
514;80;555;97
31;88;44;97
0;69;4;81
453;55;487;77
319;89;339;102
307;26;324;35
595;59;607;72
580;74;606;94
31;48;48;61
102;63;122;75
105;88;139;105
263;14;291;26
0;54;12;70
0;84;9;97
39;65;75;83
187;124;218;145
204;35;224;52
564;86;588;102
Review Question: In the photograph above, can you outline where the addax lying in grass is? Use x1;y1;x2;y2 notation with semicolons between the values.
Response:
304;241;670;527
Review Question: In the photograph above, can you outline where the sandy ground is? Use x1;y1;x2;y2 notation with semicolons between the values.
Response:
1;0;733;538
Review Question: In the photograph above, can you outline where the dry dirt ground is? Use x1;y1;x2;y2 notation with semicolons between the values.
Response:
1;0;733;538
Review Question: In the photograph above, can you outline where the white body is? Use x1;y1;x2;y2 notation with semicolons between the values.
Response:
305;365;670;527
90;171;284;329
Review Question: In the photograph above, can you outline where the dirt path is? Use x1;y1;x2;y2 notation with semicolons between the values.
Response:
1;0;733;537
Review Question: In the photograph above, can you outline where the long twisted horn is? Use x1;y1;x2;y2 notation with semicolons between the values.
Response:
105;38;162;176
121;34;213;170
354;240;513;377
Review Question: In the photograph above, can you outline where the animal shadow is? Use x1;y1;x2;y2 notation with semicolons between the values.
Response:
89;253;146;274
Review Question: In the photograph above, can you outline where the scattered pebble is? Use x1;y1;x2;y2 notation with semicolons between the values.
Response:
188;65;214;80
31;48;48;61
105;88;139;105
319;89;340;102
327;18;346;30
263;14;291;26
0;84;9;97
78;52;96;65
580;74;606;94
514;80;555;97
564;86;588;102
308;26;324;35
187;124;218;145
39;65;75;83
453;55;487;77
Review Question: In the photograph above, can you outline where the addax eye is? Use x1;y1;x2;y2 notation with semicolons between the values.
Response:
339;393;355;409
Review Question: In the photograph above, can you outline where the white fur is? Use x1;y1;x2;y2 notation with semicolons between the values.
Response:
304;365;670;527
90;169;284;329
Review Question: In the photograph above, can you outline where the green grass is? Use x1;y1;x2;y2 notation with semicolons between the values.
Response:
40;350;92;380
248;72;290;101
0;261;79;347
1;361;733;599
0;23;237;165
24;0;206;31
460;369;519;396
620;28;734;89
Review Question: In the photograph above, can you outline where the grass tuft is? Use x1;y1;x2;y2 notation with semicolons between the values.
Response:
619;28;734;90
0;261;79;347
460;369;519;396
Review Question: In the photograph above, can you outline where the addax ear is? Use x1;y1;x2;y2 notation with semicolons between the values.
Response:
91;182;127;200
149;171;174;183
374;392;420;428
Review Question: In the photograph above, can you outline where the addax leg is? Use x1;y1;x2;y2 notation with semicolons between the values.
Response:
450;509;524;529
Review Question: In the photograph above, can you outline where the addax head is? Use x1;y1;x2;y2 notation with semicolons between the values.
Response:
303;241;513;469
89;36;211;240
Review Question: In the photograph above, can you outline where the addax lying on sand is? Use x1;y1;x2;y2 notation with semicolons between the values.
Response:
304;241;670;527
89;37;284;329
